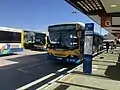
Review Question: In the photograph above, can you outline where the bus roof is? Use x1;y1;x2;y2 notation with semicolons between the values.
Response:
48;22;103;35
24;30;46;35
0;27;22;32
49;22;85;28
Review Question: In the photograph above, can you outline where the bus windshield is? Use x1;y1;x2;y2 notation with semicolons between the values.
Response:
35;33;46;45
49;30;77;49
0;31;21;43
24;31;35;43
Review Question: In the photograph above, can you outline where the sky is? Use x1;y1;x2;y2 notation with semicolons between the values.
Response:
0;0;108;35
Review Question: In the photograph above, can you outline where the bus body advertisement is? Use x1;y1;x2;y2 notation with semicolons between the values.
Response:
0;27;24;55
47;22;103;64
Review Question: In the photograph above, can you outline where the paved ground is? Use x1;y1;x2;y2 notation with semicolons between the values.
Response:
41;48;120;90
0;49;77;90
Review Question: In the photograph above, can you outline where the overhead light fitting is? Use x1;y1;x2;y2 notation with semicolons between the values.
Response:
110;4;116;8
77;1;89;11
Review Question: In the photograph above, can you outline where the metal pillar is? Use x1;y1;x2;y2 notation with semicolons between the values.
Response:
83;23;94;74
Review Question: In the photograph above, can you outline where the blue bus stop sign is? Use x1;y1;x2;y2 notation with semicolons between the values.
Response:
83;23;94;74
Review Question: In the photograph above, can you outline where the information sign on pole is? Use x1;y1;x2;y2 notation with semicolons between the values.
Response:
83;23;94;74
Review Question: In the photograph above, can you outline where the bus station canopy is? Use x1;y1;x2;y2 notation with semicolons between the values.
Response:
65;0;120;38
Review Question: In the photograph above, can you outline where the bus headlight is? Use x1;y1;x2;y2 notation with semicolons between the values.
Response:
70;55;77;57
70;55;74;57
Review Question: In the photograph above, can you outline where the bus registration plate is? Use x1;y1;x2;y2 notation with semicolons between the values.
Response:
57;57;62;60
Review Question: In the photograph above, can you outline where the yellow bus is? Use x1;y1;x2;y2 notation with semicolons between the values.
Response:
47;22;85;64
24;30;47;50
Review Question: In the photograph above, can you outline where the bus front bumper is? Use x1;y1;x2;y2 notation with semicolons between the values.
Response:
47;54;82;64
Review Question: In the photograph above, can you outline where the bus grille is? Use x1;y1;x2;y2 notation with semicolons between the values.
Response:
54;53;66;57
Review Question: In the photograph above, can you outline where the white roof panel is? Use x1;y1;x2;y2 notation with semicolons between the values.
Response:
49;22;85;28
0;27;22;32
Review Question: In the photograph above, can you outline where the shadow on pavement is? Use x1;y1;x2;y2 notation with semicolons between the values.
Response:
0;53;47;69
0;53;49;90
7;53;47;63
105;56;120;81
51;61;78;68
6;53;77;67
0;53;78;89
0;53;77;70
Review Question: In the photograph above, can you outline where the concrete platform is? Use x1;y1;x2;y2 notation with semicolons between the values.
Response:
40;48;120;90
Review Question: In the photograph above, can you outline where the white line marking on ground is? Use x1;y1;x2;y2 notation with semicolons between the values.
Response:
36;75;64;90
16;73;55;90
0;60;18;67
67;65;82;73
57;68;67;72
36;83;49;90
92;65;98;71
36;65;82;90
48;75;64;84
93;65;98;67
67;68;76;73
18;69;31;74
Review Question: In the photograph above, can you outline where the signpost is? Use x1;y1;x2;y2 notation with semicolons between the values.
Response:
83;23;94;74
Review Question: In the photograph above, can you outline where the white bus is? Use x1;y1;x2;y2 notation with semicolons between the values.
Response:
0;27;24;55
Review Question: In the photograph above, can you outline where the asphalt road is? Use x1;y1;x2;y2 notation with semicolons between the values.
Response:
0;50;78;90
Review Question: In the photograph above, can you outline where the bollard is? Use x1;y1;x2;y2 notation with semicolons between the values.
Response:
83;55;92;74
